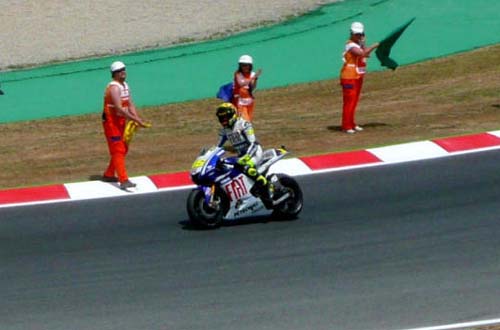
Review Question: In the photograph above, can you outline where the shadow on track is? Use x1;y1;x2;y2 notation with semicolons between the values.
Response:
178;216;299;231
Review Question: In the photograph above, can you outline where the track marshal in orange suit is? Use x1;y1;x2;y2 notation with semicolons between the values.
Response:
340;22;379;134
102;61;148;190
232;55;262;122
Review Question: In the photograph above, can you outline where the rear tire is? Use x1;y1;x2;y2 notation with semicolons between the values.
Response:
186;188;228;229
272;174;303;220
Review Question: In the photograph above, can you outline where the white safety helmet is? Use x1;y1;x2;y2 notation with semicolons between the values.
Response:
238;55;253;65
350;22;364;34
110;61;126;73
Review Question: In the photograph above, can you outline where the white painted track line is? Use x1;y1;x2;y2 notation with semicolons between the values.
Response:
65;176;157;200
488;130;500;138
269;158;313;176
368;141;448;163
395;318;500;330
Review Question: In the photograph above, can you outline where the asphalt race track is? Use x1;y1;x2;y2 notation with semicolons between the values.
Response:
1;150;499;330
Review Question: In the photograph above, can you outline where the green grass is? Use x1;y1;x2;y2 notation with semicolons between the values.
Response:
0;45;499;189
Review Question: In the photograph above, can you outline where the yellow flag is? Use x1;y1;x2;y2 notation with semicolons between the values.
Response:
123;121;152;145
123;121;138;145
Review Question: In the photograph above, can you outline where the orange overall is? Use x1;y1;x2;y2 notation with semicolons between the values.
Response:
102;81;130;183
340;41;367;131
233;71;256;122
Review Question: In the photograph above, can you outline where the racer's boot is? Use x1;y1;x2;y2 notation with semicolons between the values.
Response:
247;168;274;208
256;175;274;201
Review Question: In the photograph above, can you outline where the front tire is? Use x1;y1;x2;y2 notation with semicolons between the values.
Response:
272;174;303;220
186;188;227;229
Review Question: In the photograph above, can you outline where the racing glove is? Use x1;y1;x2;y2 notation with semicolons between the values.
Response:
237;154;254;167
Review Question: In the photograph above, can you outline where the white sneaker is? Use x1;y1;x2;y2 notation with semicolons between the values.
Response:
354;125;364;132
345;129;356;134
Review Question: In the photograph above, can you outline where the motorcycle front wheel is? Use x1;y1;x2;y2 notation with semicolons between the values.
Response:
186;188;228;229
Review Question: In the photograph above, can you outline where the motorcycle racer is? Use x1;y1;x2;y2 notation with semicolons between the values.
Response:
215;102;273;198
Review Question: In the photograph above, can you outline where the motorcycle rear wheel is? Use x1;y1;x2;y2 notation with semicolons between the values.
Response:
272;174;303;220
186;188;228;229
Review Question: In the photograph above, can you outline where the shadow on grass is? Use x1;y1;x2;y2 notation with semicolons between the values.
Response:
492;104;500;109
327;122;390;131
88;174;120;183
88;174;104;181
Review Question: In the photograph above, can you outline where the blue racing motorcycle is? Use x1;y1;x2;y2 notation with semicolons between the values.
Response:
187;146;303;228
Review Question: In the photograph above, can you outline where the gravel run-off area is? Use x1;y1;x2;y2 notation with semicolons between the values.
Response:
1;0;337;70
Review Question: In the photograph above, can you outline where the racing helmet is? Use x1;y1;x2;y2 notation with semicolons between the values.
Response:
216;103;237;127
